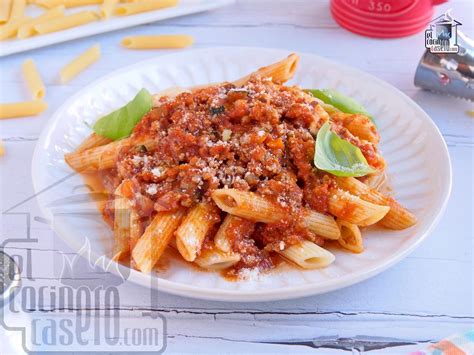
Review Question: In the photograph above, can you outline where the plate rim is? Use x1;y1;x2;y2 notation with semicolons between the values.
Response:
31;46;452;302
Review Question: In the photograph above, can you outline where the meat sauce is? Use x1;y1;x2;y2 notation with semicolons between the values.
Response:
103;77;383;275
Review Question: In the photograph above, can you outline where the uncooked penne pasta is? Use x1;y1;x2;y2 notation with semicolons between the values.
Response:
0;0;12;23
59;44;100;84
301;209;340;240
17;5;65;39
212;189;286;224
195;248;240;271
0;16;31;40
114;0;178;16
175;203;220;262
9;0;26;21
233;53;300;86
0;100;48;119
36;0;102;8
22;59;46;100
329;188;390;226
132;209;185;273
34;10;98;35
278;240;335;269
337;219;363;253
121;35;194;49
75;133;113;153
100;0;119;19
335;177;417;230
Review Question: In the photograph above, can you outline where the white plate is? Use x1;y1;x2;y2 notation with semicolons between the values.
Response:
0;0;233;57
32;47;452;302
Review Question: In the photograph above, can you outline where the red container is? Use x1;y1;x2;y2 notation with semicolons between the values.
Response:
331;0;448;38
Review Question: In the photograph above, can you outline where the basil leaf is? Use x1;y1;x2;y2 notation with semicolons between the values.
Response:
314;122;375;177
306;89;375;123
93;88;153;140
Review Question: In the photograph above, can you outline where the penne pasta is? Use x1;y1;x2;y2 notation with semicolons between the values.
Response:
0;139;5;156
175;203;220;262
17;5;65;39
328;188;390;226
100;0;119;19
335;177;417;230
337;219;363;253
214;214;241;253
0;0;12;23
301;209;340;240
114;0;178;16
212;189;286;224
132;209;185;273
75;133;113;153
112;184;132;261
333;112;380;144
233;53;300;86
9;0;26;21
121;35;194;49
36;0;102;8
34;10;98;36
22;59;46;100
0;16;32;40
0;100;48;119
59;44;101;84
278;240;335;269
194;248;240;271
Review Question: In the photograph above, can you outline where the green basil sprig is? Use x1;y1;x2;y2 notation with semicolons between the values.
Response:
93;88;153;140
314;122;375;177
306;88;375;123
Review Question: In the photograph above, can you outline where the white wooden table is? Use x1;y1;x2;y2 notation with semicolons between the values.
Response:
1;1;473;353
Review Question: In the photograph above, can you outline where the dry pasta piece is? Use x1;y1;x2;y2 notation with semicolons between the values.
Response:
34;10;98;35
121;35;194;49
335;177;417;230
132;209;186;273
195;247;240;271
114;0;178;16
17;5;65;39
233;53;300;86
337;219;363;253
0;100;48;119
100;0;119;19
328;188;390;226
0;16;31;40
59;44;100;84
278;240;335;269
175;203;221;262
9;0;26;21
0;0;12;23
22;59;46;100
75;133;113;153
36;0;102;8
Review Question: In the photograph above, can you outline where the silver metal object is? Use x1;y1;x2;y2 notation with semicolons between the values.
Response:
415;30;474;101
0;251;21;308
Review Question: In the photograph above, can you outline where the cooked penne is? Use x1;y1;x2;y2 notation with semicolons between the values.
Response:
214;214;242;253
195;248;240;271
278;240;335;269
0;100;48;119
36;0;102;8
0;16;31;40
329;188;390;226
132;209;185;273
59;44;100;84
0;0;12;23
17;5;65;39
115;0;178;16
175;203;220;262
112;185;132;261
233;53;300;86
337;219;363;253
9;0;26;21
22;59;46;100
34;10;98;35
121;35;194;49
334;113;380;144
75;133;113;153
335;177;417;229
302;209;340;240
212;189;286;224
100;0;119;19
